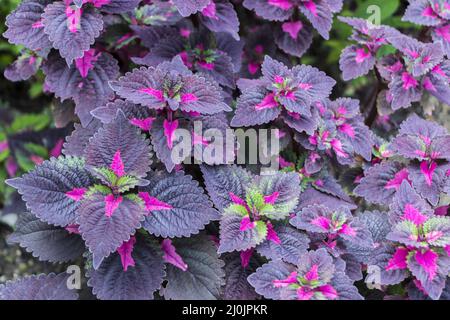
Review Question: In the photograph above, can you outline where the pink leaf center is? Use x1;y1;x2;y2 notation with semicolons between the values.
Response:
240;249;253;268
403;204;428;225
240;216;256;231
303;0;318;17
355;47;371;64
415;249;438;280
105;194;122;217
138;192;173;212
110;150;125;177
386;247;409;271
180;93;198;104
161;239;188;271
201;1;218;19
139;87;165;102
129;117;155;131
273;271;298;288
255;93;278;110
264;191;279;204
282;21;303;40
401;72;418;90
65;6;82;33
385;168;410;190
75;49;99;78
266;222;281;244
117;236;136;272
420;161;437;186
65;188;87;201
338;123;355;138
304;264;319;281
163;119;179;150
268;0;293;10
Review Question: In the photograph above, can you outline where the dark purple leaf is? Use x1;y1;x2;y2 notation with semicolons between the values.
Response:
162;235;225;300
140;170;219;238
8;211;85;263
42;2;104;65
6;156;94;227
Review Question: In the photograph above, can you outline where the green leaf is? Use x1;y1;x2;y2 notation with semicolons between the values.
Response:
9;113;51;133
23;143;48;158
354;0;400;22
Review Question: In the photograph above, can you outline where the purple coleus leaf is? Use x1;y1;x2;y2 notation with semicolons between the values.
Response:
4;54;41;82
110;56;231;114
339;45;376;81
247;259;295;300
290;205;374;248
43;51;119;126
354;161;410;205
149;117;190;172
408;250;450;300
432;25;450;57
345;211;392;264
388;35;444;77
391;114;450;160
256;224;310;264
217;171;300;253
403;0;444;26
297;186;357;211
86;0;142;14
139;170;219;238
199;0;240;40
298;0;342;40
222;252;261;300
87;234;166;300
409;162;447;206
91;99;156;130
368;244;409;286
172;0;211;17
77;193;147;269
423;61;450;105
327;98;374;160
84;110;152;179
275;20;314;58
162;235;225;300
231;56;335;131
6;156;94;227
243;0;294;21
42;2;104;65
389;181;433;225
391;115;450;205
162;239;188;271
0;273;78;300
135;31;242;89
7;211;85;263
249;248;361;300
62;121;101;157
3;0;53;57
388;71;423;110
201;165;253;211
338;17;398;80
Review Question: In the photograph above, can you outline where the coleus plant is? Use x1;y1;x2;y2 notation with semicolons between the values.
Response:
243;0;343;57
367;181;450;300
1;0;450;301
4;111;224;299
355;115;450;206
339;16;450;112
403;0;450;57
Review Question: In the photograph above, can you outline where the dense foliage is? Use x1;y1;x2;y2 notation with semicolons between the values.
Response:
0;0;449;300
